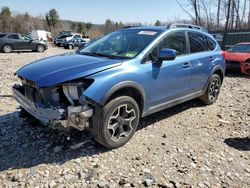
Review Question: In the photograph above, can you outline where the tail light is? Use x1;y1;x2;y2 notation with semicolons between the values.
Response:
221;51;226;59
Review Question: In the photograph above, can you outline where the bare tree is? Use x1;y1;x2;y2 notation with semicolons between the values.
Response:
225;0;232;30
217;0;222;28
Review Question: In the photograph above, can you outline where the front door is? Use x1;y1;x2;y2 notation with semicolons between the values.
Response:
141;31;193;110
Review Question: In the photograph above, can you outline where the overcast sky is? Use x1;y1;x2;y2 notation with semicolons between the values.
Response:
0;0;189;24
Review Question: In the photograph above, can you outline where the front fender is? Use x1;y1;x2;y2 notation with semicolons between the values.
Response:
83;65;145;107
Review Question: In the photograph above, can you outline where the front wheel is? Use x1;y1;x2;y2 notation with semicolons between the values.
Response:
200;74;221;105
94;96;140;149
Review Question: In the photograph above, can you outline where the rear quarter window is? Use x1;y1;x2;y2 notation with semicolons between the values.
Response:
206;37;216;51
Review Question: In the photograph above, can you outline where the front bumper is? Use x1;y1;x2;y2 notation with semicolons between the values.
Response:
225;60;241;70
13;85;65;125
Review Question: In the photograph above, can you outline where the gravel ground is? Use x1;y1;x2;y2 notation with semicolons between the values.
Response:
0;46;250;188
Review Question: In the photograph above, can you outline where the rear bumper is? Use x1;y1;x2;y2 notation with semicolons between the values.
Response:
12;85;65;125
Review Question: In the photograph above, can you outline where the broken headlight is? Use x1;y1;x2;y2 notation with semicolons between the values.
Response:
61;79;94;105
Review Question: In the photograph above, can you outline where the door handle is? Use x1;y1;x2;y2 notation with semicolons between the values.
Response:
182;62;191;68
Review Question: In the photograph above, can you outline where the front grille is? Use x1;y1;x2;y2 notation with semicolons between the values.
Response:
18;77;69;107
226;60;241;69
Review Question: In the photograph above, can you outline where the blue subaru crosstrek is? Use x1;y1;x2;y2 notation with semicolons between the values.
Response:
13;25;225;148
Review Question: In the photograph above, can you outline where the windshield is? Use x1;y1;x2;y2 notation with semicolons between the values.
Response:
228;44;250;53
79;29;162;59
21;35;32;40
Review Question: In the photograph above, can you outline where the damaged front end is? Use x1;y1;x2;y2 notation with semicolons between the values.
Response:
13;77;94;131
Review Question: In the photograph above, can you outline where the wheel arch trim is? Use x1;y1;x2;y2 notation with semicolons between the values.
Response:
100;81;146;109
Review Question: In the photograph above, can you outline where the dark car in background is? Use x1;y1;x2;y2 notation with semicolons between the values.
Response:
63;38;88;49
0;33;47;53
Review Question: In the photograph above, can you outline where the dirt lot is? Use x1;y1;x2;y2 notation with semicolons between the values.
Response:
0;46;249;188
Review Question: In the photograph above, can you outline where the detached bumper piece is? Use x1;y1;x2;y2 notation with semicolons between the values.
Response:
13;84;65;125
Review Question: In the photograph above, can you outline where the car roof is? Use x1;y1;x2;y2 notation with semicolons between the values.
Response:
1;33;19;35
120;25;213;39
121;26;167;32
120;25;210;34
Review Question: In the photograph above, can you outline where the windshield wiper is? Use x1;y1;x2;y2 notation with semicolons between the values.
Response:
77;51;131;59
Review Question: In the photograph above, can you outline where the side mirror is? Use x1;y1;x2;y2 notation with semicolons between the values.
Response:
158;48;176;61
29;39;33;43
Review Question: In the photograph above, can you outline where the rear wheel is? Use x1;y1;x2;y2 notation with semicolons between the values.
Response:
2;44;12;53
200;74;221;105
68;44;74;50
37;45;45;52
94;96;140;148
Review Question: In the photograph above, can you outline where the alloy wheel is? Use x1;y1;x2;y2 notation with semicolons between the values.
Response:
208;78;220;101
108;104;136;142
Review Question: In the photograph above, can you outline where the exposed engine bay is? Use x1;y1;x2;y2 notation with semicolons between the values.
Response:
13;77;93;131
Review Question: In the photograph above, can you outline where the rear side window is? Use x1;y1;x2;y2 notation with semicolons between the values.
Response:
0;34;7;38
188;32;206;53
8;34;19;39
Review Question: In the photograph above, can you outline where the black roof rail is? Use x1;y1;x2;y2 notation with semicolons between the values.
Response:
121;25;141;29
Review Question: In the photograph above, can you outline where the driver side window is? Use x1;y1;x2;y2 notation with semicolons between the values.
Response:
145;31;187;62
159;31;187;56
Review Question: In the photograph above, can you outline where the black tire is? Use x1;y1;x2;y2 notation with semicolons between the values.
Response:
68;44;74;50
37;45;45;52
200;74;221;105
94;96;140;149
2;44;12;53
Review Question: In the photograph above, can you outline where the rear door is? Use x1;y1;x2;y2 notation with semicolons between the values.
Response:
187;32;216;92
7;34;22;50
19;35;36;50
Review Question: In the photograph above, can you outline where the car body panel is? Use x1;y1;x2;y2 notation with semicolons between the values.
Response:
0;33;47;51
224;43;250;74
224;52;250;74
16;53;123;87
187;50;224;92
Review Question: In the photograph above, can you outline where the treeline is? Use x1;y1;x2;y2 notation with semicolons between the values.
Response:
0;7;126;38
0;1;250;38
176;0;250;31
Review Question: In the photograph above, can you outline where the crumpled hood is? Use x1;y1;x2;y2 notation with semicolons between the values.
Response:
16;53;122;87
